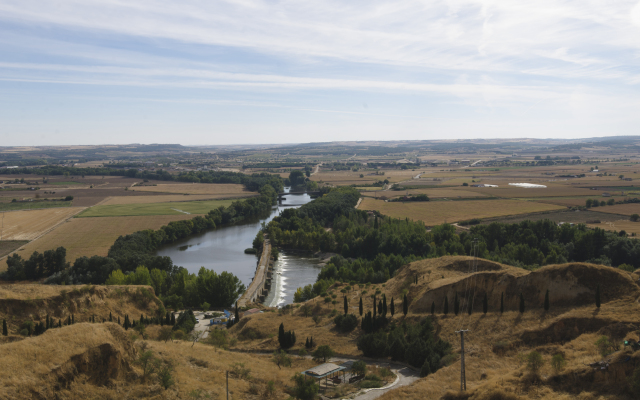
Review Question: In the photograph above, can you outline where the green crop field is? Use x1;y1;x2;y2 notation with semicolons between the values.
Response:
76;199;239;217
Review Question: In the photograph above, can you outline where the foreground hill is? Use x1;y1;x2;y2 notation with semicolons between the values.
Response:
0;284;164;342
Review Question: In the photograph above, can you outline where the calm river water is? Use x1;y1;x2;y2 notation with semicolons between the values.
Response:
156;189;321;306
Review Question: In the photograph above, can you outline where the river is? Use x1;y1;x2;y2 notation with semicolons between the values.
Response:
156;188;322;306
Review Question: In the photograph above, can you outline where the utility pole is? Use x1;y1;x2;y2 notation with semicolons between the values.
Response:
456;329;469;391
226;370;229;400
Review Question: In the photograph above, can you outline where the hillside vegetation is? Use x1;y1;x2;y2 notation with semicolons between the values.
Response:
231;256;640;399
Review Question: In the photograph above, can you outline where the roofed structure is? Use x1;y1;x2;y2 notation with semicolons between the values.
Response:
302;363;345;379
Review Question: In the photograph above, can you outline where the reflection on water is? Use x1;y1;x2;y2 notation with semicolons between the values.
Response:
156;189;315;305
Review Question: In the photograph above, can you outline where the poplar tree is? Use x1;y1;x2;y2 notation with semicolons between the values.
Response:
519;293;525;313
544;290;550;311
359;297;363;316
483;293;488;314
2;319;7;336
595;285;601;309
500;292;504;314
403;294;408;316
444;296;449;315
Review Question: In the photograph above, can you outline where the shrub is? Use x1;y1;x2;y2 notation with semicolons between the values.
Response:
352;360;367;376
230;362;251;379
64;195;74;201
631;214;639;222
312;345;334;362
333;314;358;332
526;351;543;374
290;373;319;400
551;354;566;374
272;350;292;369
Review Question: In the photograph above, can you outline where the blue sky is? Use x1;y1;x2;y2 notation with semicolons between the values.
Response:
1;0;640;146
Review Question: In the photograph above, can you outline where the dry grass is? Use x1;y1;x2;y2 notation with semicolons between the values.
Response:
363;189;490;199
132;183;253;196
0;207;84;240
312;169;418;186
358;198;564;225
3;214;198;267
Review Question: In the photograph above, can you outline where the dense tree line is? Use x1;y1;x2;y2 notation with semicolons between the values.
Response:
3;247;68;281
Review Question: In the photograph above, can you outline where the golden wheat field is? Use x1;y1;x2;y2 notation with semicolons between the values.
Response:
358;198;565;225
0;207;84;241
3;214;199;267
132;183;252;195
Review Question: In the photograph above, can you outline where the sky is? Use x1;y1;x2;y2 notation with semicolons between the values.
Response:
1;0;640;146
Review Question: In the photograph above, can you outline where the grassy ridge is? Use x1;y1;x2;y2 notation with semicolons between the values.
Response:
77;199;238;217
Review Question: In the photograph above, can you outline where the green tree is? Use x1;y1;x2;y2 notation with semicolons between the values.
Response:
382;294;387;317
403;294;408;316
444;296;449;315
136;350;158;380
551;354;566;374
235;301;240;323
344;296;348;315
290;373;319;400
272;350;292;369
351;360;367;376
390;297;395;317
519;293;525;313
312;345;334;362
630;214;639;222
526;351;544;374
500;292;504;314
2;319;7;336
359;297;363;316
420;359;431;377
596;285;601;308
585;199;593;208
544;289;550;311
157;363;175;389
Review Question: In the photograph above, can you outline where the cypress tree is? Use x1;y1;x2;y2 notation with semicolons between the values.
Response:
500;292;504;314
454;293;460;316
67;316;71;326
118;316;121;325
378;300;383;316
382;295;387;317
166;312;171;325
596;285;601;309
2;319;7;336
28;324;32;336
278;323;285;345
359;297;363;317
519;293;525;313
58;320;62;328
431;301;435;315
71;314;75;324
140;314;144;325
444;296;449;315
343;296;348;315
373;295;377;319
305;337;309;348
390;297;395;317
483;293;488;314
235;301;240;323
374;216;378;229
171;313;176;325
402;294;408;316
109;312;113;322
544;290;550;311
